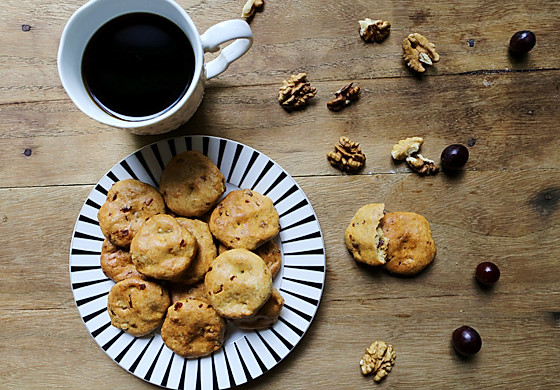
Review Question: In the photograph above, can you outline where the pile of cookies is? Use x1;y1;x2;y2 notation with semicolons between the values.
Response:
98;150;284;358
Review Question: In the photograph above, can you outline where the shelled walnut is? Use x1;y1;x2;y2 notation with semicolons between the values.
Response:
327;136;366;172
359;18;391;43
391;137;439;176
327;83;361;111
278;73;317;111
360;340;396;382
402;33;440;73
391;137;424;160
241;0;264;18
406;153;439;176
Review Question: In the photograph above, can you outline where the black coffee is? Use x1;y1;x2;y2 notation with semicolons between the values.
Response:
82;12;195;120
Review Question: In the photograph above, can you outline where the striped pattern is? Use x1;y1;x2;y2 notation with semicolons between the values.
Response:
69;136;326;389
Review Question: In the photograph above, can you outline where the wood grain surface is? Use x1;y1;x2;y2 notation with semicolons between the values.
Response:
1;0;559;389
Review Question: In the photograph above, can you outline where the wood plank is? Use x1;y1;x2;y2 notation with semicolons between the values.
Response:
1;70;559;187
1;171;558;309
1;293;558;388
1;0;559;104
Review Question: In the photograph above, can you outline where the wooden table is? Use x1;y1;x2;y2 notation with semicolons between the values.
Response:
2;0;559;388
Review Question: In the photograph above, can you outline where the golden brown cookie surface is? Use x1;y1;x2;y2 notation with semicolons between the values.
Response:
231;288;284;329
161;299;226;358
175;218;217;285
107;277;170;337
100;239;144;282
209;189;280;251
380;212;436;275
160;151;225;217
345;203;388;266
98;179;166;247
130;214;197;281
169;281;209;304
219;240;282;277
205;248;273;319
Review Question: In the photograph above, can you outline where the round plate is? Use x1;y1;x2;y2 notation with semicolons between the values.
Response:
69;135;326;389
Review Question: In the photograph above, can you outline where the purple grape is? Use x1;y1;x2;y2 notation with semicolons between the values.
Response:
452;326;482;355
475;262;500;285
509;31;536;53
441;144;469;170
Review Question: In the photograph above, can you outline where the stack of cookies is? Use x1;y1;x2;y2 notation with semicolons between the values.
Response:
98;151;284;358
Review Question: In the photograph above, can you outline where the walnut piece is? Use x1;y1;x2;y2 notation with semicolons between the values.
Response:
402;33;440;73
359;18;391;43
241;0;263;18
406;153;439;176
278;73;317;111
327;83;361;111
327;136;366;172
360;340;396;382
391;137;424;160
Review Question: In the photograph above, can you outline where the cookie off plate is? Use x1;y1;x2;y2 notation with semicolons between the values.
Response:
69;135;326;389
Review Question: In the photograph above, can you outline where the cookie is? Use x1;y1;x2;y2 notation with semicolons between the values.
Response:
160;151;225;217
130;214;197;281
161;299;226;358
205;248;273;319
219;240;282;277
231;288;284;330
98;179;166;247
107;277;170;337
209;189;280;251
175;218;217;285
345;203;389;266
169;281;209;304
380;212;436;275
100;239;144;282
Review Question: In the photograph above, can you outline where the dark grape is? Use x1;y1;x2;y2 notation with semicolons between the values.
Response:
452;326;482;355
509;31;536;53
475;262;500;285
441;144;469;170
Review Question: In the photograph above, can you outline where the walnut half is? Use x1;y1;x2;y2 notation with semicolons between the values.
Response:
402;33;440;73
391;137;424;160
360;340;397;382
359;18;391;43
278;73;317;111
241;0;264;18
327;136;366;172
406;153;439;176
327;83;361;111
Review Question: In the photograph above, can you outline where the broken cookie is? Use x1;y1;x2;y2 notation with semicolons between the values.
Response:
345;203;389;266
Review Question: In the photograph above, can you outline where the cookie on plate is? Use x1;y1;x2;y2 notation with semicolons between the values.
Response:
160;151;225;218
100;239;144;282
219;240;282;277
209;189;280;251
130;214;197;281
231;288;284;330
380;212;436;275
175;218;217;285
107;277;170;337
345;203;389;266
161;299;226;358
205;248;273;319
98;179;166;247
169;281;209;304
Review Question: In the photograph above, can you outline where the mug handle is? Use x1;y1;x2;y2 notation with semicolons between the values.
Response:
200;20;253;80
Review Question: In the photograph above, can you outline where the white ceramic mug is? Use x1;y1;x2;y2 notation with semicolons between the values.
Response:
58;0;253;135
